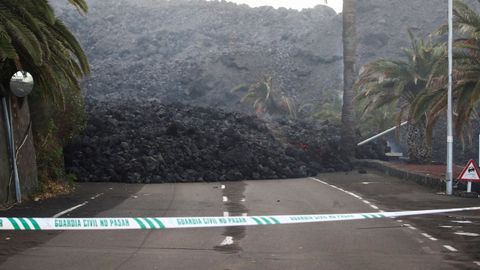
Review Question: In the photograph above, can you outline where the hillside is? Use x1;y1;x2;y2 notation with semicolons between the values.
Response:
51;0;467;111
54;0;341;111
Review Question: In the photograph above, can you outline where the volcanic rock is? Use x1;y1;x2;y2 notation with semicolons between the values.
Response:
64;101;352;183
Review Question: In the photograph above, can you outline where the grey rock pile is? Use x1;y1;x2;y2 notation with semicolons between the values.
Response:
64;101;351;183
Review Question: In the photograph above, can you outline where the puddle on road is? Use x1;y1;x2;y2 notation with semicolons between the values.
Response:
214;181;248;254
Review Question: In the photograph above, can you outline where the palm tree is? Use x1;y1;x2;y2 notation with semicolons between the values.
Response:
341;0;357;156
0;1;89;192
0;0;89;101
412;0;480;139
309;90;342;123
355;30;447;163
233;76;298;119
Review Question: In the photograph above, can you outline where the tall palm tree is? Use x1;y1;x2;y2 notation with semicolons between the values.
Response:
341;0;357;156
412;0;480;138
0;0;89;101
356;31;447;163
0;1;89;191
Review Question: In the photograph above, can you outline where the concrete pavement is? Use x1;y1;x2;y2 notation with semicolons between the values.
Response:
0;174;478;269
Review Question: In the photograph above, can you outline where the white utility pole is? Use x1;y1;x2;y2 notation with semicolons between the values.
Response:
446;0;454;195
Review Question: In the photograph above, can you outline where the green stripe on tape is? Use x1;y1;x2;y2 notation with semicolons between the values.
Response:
143;218;156;229
18;218;31;230
133;218;147;229
269;217;280;224
8;218;21;230
260;217;272;225
251;217;263;225
1;206;478;231
28;218;41;230
152;218;165;229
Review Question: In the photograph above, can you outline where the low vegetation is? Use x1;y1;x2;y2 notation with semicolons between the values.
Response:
0;1;89;193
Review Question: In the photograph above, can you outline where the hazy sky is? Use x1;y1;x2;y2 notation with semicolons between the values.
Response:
208;0;343;13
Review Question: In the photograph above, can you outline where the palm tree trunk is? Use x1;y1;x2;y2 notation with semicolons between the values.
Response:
406;120;432;164
341;0;357;156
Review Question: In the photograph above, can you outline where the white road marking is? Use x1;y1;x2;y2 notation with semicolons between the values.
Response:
454;232;480;237
241;198;246;202
403;224;417;230
219;236;234;246
360;199;380;210
443;245;458;252
440;225;464;229
473;261;480;266
421;233;438;241
223;212;229;217
312;178;328;185
221;185;225;190
451;220;473;224
310;177;452;243
90;193;104;200
53;201;88;218
222;196;228;202
346;192;363;200
361;182;377;185
55;191;107;218
310;178;380;211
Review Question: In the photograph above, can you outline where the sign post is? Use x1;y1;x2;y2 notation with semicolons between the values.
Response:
478;133;480;192
457;159;480;193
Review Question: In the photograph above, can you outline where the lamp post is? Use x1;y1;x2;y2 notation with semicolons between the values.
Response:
2;71;35;203
446;0;454;195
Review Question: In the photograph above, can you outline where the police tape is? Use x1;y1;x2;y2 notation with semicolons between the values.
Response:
1;206;479;231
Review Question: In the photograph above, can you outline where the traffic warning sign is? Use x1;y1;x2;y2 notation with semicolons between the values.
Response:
457;159;480;182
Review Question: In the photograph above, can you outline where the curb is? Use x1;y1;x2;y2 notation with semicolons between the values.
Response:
353;159;445;190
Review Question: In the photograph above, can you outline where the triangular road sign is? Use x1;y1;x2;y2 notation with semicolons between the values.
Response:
457;159;480;182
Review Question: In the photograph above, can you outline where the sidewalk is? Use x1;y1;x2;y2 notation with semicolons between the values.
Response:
388;162;464;179
354;159;467;190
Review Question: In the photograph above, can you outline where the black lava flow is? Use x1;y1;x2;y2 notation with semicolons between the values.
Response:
65;101;354;183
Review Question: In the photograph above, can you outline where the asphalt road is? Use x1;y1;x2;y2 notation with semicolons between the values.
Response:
0;172;479;270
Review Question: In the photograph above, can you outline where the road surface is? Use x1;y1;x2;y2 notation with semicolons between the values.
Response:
0;171;479;269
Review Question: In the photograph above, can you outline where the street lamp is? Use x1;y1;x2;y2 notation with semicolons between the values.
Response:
1;71;35;203
446;0;453;195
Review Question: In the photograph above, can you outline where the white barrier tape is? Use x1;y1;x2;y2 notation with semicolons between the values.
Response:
2;206;479;231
